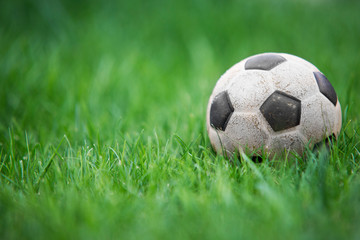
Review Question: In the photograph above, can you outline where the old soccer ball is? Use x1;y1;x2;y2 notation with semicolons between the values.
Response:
206;53;342;158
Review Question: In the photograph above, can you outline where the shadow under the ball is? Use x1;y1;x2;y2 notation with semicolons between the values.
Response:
301;135;337;167
311;134;336;155
251;155;263;163
213;138;336;166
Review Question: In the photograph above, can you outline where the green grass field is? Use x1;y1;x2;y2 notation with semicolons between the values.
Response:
1;0;360;239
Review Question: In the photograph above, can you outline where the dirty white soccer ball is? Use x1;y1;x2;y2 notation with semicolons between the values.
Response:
206;53;342;158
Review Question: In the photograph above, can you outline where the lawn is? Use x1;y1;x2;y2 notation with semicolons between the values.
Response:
1;0;360;239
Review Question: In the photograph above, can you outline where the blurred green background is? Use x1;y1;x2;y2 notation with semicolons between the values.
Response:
1;0;360;239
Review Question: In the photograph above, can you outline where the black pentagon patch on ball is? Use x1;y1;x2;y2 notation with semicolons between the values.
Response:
245;54;287;71
210;91;234;131
260;90;301;132
314;72;337;106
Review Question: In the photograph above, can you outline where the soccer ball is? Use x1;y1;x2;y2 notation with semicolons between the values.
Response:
206;53;342;158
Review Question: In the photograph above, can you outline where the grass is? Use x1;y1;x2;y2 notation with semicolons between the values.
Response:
1;0;360;239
